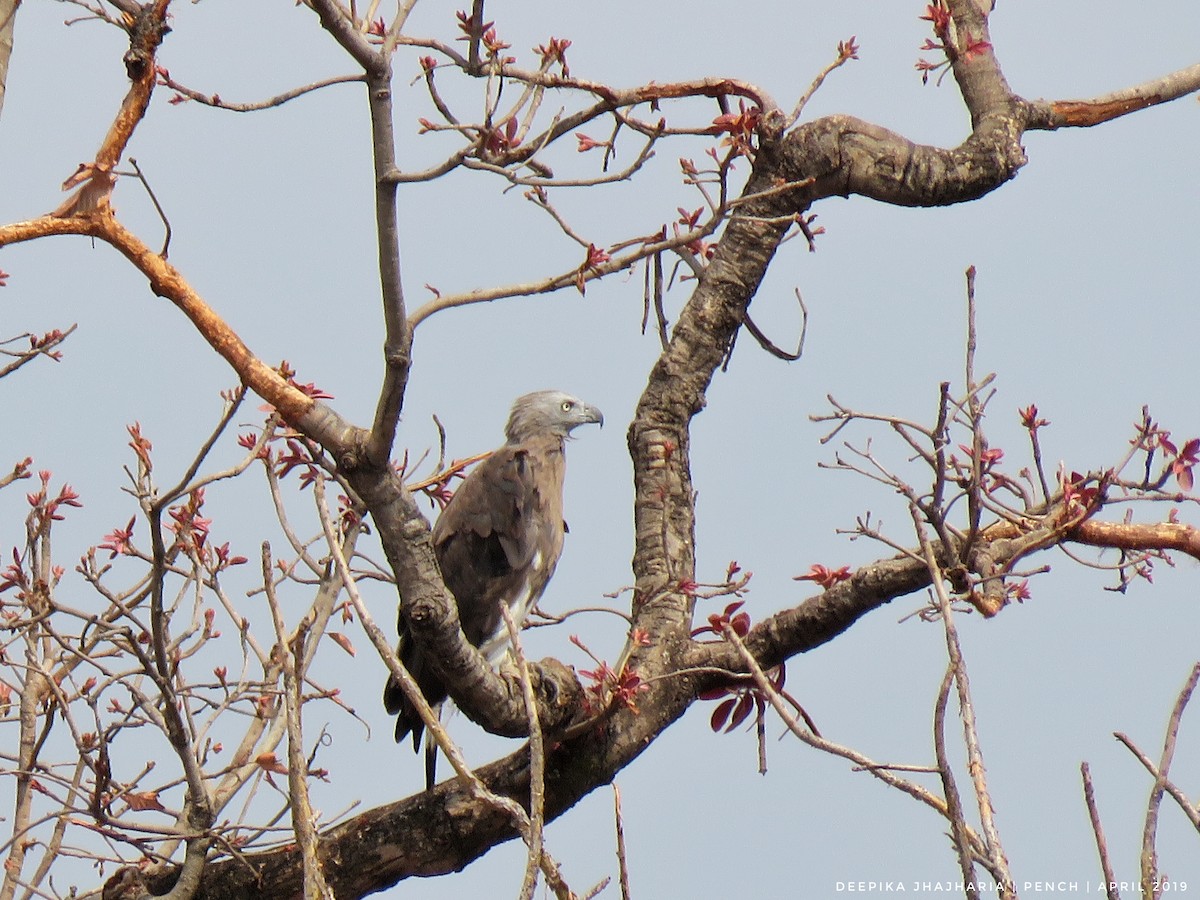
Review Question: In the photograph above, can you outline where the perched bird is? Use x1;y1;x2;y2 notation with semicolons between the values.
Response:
383;390;603;784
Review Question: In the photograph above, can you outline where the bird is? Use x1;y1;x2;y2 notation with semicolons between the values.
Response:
383;390;603;786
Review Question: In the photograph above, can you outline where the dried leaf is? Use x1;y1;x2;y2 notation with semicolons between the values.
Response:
126;791;166;812
328;631;356;656
255;752;288;775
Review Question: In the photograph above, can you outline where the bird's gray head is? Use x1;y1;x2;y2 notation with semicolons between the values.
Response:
505;390;604;443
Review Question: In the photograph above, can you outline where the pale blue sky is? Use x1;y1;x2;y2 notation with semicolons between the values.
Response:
2;2;1199;897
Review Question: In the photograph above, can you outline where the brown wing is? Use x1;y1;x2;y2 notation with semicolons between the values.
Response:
383;436;566;752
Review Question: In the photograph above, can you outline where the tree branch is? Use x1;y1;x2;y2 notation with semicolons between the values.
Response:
306;0;411;467
1029;63;1200;129
0;0;16;123
156;71;365;112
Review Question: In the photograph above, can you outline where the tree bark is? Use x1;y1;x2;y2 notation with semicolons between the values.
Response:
0;0;17;122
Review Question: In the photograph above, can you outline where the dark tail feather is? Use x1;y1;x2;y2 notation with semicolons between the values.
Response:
384;676;425;747
385;672;444;788
424;727;438;789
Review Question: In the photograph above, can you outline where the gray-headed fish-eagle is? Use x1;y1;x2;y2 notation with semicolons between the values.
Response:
383;390;603;786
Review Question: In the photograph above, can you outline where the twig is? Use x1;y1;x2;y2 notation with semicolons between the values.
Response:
715;623;998;872
159;387;248;502
0;325;77;380
157;71;364;112
1129;661;1200;896
812;395;937;445
1026;418;1051;504
144;497;217;882
912;505;1014;897
963;266;985;550
933;663;978;899
1;653;50;900
500;601;545;900
262;464;327;578
409;219;721;328
614;783;632;900
740;287;807;362
125;158;172;257
466;0;484;71
1080;762;1119;900
263;543;334;900
1112;731;1200;833
464;125;660;189
786;36;859;128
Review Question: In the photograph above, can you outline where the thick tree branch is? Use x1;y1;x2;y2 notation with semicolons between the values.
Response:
624;0;1027;659
689;512;1200;682
307;0;411;467
360;57;412;468
691;553;933;677
304;0;380;75
943;0;1011;128
1070;519;1200;561
627;160;798;628
776;112;1027;209
1028;63;1200;129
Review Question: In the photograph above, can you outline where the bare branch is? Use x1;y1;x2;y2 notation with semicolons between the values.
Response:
0;325;76;379
500;602;579;900
613;784;631;900
717;622;998;874
1126;662;1200;895
933;664;979;898
1080;762;1120;900
912;506;1014;895
409;219;721;328
786;35;859;128
156;70;364;112
263;544;335;900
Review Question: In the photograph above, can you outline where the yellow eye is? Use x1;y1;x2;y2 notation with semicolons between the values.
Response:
561;401;573;412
